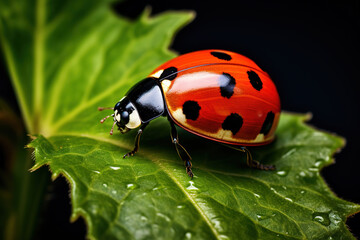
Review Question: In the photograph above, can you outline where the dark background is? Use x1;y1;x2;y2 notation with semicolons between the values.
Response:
1;0;359;239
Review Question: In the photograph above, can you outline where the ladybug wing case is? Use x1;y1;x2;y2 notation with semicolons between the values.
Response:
150;50;280;146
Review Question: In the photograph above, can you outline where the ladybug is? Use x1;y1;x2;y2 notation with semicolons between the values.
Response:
99;50;281;178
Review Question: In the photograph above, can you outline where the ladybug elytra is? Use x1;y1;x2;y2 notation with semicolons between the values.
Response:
99;50;281;178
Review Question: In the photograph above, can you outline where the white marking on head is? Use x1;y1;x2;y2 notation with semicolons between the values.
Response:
114;110;121;122
126;108;141;129
150;69;164;78
115;113;121;122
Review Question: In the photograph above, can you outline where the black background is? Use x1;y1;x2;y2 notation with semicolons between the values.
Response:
1;0;359;239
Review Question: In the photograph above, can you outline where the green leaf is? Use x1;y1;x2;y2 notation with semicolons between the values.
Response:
29;114;360;239
0;0;193;135
1;0;359;239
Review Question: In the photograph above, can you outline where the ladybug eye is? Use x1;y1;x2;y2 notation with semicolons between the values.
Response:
126;109;141;129
120;111;129;123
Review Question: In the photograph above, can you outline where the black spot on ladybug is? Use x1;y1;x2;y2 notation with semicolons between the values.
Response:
247;70;263;91
210;51;232;61
260;111;275;135
219;72;236;99
160;67;178;81
222;113;243;135
182;101;201;121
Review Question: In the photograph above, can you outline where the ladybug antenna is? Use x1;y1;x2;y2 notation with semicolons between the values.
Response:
109;121;116;135
98;107;114;111
100;114;114;123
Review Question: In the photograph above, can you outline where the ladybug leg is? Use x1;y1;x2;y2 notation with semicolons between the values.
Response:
169;120;194;179
240;147;276;171
123;123;149;158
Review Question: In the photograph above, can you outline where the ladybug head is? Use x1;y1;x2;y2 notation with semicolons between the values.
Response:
99;97;141;135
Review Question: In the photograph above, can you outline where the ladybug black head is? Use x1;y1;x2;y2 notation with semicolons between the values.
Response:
99;77;165;135
113;97;141;134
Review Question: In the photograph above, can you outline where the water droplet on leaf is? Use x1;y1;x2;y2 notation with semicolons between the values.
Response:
187;181;198;191
185;232;192;239
312;212;330;226
156;213;171;222
329;211;341;226
110;166;121;170
127;183;138;190
253;193;261;198
219;235;230;240
276;170;287;176
256;214;271;221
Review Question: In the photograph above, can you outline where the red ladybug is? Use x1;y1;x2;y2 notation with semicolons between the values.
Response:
99;50;281;178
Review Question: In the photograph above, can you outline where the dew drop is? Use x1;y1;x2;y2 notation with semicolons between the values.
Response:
308;167;318;172
312;212;330;226
140;216;147;222
219;235;230;240
110;166;121;170
177;205;185;209
276;170;287;176
186;181;198;191
329;211;341;226
253;193;261;198
298;170;318;182
156;213;171;222
285;197;293;202
126;183;138;190
212;218;223;231
185;232;192;239
314;159;323;167
103;183;108;188
314;215;324;223
256;213;273;221
112;190;117;195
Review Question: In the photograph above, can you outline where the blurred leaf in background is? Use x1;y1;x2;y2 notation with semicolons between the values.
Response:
0;0;359;239
0;100;49;240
